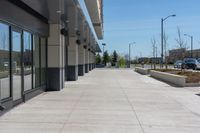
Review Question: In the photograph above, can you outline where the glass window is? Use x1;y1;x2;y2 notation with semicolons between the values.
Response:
0;23;10;99
12;31;22;101
23;32;32;91
33;35;40;88
40;38;46;86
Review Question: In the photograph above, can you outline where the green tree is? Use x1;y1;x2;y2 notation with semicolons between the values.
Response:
95;54;101;64
118;57;126;68
112;50;118;66
103;51;110;66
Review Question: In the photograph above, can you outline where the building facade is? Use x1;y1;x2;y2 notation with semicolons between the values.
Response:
167;48;186;63
185;49;200;59
167;48;200;63
0;0;103;114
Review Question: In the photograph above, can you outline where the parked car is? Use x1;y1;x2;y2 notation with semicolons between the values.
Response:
174;60;183;68
182;58;200;70
198;58;200;63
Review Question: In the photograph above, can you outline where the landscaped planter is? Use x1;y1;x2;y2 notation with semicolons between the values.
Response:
135;67;149;75
150;70;186;87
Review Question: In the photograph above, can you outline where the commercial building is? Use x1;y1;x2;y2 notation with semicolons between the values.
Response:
167;48;186;63
167;48;200;63
137;57;162;64
0;0;103;114
185;49;200;59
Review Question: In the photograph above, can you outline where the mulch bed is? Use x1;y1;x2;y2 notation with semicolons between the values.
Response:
154;69;200;83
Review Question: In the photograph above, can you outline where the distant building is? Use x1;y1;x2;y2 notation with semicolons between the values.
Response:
186;49;200;58
138;57;149;63
149;57;162;64
167;48;186;63
137;57;162;64
167;48;200;63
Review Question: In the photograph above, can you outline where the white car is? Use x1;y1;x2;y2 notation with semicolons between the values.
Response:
174;60;183;68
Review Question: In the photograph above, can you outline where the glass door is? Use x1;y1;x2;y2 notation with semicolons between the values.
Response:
11;29;22;102
23;32;32;91
0;23;11;100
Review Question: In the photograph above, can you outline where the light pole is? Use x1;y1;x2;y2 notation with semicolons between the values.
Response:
184;34;193;58
155;46;158;66
161;14;176;68
153;45;158;69
129;42;136;68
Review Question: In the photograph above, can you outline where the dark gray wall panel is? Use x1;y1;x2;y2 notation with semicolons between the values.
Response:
47;68;63;91
24;87;45;102
78;65;85;76
0;99;13;116
85;64;89;73
89;64;92;71
67;65;78;81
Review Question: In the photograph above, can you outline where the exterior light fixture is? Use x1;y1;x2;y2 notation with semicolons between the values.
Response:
60;28;68;36
83;45;87;49
129;42;136;68
161;14;176;68
76;39;81;45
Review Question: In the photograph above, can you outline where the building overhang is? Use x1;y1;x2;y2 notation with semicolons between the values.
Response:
46;0;102;52
84;0;103;40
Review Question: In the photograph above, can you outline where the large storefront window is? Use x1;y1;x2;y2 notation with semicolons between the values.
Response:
33;35;40;88
0;22;47;101
23;32;32;91
40;38;46;86
0;23;10;99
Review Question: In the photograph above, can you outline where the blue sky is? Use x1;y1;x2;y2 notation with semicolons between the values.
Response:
80;0;200;58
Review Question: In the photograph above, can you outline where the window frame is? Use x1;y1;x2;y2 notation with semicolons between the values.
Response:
0;19;48;102
11;26;23;103
23;31;33;91
0;21;12;100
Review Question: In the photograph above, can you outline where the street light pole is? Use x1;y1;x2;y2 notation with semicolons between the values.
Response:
129;44;131;68
184;34;193;58
161;18;164;68
161;14;176;68
191;36;193;58
156;46;158;60
129;42;136;68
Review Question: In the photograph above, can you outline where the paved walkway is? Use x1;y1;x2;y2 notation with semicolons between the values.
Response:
0;69;200;133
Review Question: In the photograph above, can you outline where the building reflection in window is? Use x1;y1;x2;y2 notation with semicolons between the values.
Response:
12;31;22;101
23;32;32;91
0;23;10;100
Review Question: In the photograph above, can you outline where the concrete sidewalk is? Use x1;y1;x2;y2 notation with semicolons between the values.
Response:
0;69;200;133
